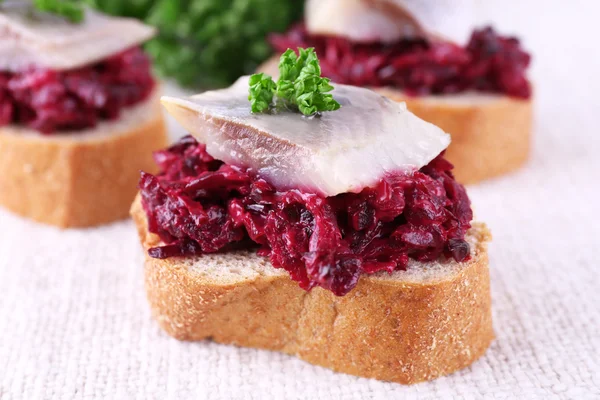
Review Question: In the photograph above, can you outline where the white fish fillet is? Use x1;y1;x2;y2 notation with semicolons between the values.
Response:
306;0;475;44
306;0;413;44
161;76;450;197
0;7;155;71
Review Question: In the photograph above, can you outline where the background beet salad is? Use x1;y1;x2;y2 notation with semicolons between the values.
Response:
0;47;155;133
140;136;473;296
270;25;531;98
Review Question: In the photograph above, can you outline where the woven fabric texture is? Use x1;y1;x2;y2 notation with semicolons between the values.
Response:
1;1;599;399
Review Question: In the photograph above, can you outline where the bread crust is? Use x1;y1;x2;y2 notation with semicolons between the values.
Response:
0;99;168;228
131;195;494;384
258;55;532;184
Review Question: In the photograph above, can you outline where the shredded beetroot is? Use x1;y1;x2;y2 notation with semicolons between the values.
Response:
0;47;155;134
140;136;473;296
269;25;531;98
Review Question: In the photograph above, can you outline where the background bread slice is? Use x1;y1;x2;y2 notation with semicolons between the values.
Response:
0;91;168;228
131;195;494;384
258;55;532;184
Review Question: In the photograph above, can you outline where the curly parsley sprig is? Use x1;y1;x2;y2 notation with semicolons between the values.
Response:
248;47;341;116
248;73;276;113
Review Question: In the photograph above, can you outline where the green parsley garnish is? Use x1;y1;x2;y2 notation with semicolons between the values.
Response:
248;47;341;116
248;73;276;113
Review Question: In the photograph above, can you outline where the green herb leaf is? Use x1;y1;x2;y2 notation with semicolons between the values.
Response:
278;48;306;82
251;47;341;116
248;73;277;114
296;80;341;116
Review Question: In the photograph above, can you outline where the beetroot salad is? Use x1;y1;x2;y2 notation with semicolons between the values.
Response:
270;25;531;98
139;136;473;296
0;47;155;134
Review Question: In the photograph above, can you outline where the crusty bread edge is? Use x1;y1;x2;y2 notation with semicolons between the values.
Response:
0;97;169;228
258;55;532;184
131;194;494;384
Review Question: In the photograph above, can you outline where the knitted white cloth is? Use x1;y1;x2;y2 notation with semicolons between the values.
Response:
1;1;599;399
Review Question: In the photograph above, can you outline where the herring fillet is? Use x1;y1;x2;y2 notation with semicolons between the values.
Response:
0;7;155;71
161;76;450;197
306;0;412;44
306;0;475;44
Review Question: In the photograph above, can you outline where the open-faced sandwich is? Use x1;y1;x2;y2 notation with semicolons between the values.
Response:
0;4;168;227
259;0;533;184
131;49;493;384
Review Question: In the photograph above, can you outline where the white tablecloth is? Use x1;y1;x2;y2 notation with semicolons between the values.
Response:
1;1;599;399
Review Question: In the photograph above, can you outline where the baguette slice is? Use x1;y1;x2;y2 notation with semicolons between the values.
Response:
131;195;494;384
0;91;168;228
258;55;532;184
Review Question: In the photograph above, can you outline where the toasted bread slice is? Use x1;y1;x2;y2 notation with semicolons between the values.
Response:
131;195;494;384
258;55;532;184
0;91;168;228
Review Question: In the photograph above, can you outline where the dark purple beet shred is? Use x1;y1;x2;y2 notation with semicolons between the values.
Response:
0;47;155;134
269;25;531;98
140;136;474;296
